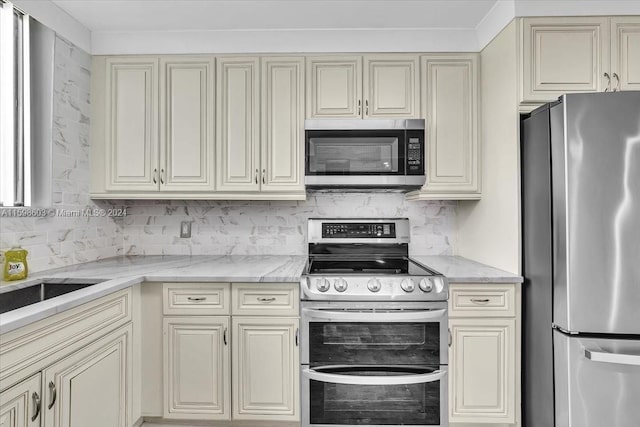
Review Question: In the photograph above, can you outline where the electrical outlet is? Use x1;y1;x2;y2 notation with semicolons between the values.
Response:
180;221;192;238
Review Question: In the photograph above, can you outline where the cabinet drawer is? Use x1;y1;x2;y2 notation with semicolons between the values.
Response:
449;284;516;317
163;283;230;315
232;283;299;316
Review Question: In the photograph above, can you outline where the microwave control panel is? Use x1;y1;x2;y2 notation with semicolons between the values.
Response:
406;133;424;174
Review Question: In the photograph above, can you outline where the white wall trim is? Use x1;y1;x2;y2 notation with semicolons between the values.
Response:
476;0;516;49
12;0;90;53
91;28;480;55
514;0;640;18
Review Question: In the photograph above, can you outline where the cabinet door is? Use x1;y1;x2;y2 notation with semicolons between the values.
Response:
232;317;299;421
105;57;159;191
363;55;419;118
449;318;515;424
261;58;305;193
419;55;479;199
160;58;215;192
163;317;230;420
521;17;610;103
611;17;640;91
306;56;362;118
43;324;132;427
0;374;41;427
216;57;260;191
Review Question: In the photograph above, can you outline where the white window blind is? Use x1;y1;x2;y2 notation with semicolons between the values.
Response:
0;0;31;207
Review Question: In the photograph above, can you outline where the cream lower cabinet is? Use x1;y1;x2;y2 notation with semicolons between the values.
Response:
163;317;230;420
0;374;41;427
448;283;520;425
161;282;300;423
232;317;299;421
0;290;133;427
42;325;132;427
520;16;640;104
407;54;480;200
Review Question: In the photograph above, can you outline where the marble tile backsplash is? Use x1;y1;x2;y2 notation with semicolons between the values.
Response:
118;194;456;256
0;36;121;274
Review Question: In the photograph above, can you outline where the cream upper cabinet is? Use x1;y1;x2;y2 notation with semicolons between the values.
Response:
611;17;640;91
232;317;299;421
42;325;132;427
306;56;362;118
159;58;215;192
0;374;41;427
217;57;304;194
518;17;640;103
448;283;520;425
104;57;159;191
407;54;480;200
163;316;230;420
216;57;260;192
306;54;419;119
363;55;420;118
99;56;216;194
260;57;305;192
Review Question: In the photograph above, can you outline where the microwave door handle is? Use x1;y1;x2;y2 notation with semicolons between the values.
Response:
301;308;446;323
302;367;446;385
585;348;640;366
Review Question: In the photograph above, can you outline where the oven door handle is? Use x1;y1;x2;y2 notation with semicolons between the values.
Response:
301;308;446;323
302;367;446;385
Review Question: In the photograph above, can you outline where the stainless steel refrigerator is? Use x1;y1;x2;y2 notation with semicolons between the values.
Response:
521;92;640;427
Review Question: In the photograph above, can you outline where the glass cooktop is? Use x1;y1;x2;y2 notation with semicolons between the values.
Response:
307;257;435;276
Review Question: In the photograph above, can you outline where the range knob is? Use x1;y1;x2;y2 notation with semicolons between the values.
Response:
315;278;330;292
419;277;434;293
367;278;382;293
400;278;415;292
334;278;348;293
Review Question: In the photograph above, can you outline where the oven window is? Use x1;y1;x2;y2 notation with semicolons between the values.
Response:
309;366;441;425
309;322;439;365
307;136;400;174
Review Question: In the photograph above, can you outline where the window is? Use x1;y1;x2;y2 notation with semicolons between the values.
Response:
0;0;30;206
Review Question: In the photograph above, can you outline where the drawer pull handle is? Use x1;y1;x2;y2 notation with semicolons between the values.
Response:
223;327;228;345
187;297;207;302
31;392;41;421
295;328;299;347
470;298;490;304
257;297;276;303
47;381;56;410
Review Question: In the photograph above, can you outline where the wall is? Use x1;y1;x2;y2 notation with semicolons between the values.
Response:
0;36;121;274
456;21;521;274
118;195;456;257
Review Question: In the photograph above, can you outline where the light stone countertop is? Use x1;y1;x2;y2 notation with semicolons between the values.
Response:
412;255;523;284
0;255;308;334
0;254;521;334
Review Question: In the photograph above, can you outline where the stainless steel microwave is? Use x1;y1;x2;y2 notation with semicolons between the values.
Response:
304;119;426;191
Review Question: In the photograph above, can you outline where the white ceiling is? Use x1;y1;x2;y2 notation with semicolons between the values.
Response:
12;0;640;54
51;0;499;32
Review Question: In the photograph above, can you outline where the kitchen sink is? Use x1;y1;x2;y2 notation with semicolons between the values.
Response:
0;279;106;315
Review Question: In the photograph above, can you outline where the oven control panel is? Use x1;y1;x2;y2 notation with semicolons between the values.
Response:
322;222;396;238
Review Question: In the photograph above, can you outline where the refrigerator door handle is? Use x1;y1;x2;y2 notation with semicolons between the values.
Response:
584;347;640;366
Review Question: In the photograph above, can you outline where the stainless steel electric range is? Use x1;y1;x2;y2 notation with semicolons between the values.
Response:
300;218;449;427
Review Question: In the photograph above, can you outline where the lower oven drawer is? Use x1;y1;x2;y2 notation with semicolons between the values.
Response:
301;365;448;427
